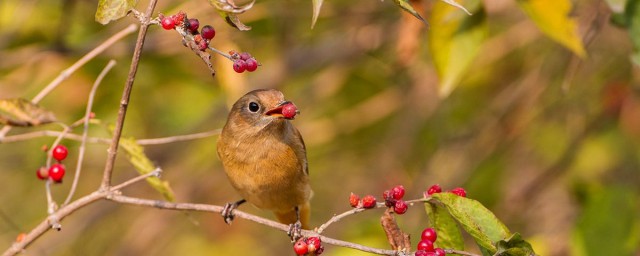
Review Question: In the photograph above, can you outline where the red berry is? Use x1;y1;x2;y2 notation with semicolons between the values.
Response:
239;52;252;61
36;167;48;180
282;103;298;119
245;58;258;72
421;228;437;243
361;195;377;209
415;250;428;256
48;164;65;183
233;60;247;73
417;239;434;252
383;190;396;207
187;18;199;33
426;184;442;196
450;187;467;197
434;248;446;256
172;11;186;26
307;237;321;252
394;200;408;214
201;25;215;40
349;193;360;208
293;239;308;255
52;145;68;161
198;40;208;51
161;16;175;30
391;185;405;200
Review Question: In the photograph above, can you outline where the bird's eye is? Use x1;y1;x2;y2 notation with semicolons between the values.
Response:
248;102;260;112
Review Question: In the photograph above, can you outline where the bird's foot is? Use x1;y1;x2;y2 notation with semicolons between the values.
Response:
287;220;303;242
221;203;237;224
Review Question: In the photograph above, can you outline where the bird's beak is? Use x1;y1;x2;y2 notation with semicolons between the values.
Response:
265;101;295;119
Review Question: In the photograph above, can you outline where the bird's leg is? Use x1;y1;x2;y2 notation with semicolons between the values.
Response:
287;206;303;242
221;199;246;225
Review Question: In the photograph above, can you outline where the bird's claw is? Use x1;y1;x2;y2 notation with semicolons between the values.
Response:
221;202;237;225
287;221;303;242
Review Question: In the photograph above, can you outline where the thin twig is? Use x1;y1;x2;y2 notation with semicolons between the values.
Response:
110;168;161;192
445;249;481;256
316;207;365;234
136;129;221;145
101;1;158;190
63;60;116;206
0;24;138;138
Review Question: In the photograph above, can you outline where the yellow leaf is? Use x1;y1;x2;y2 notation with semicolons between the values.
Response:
429;0;487;97
0;98;56;126
516;0;586;57
119;136;176;201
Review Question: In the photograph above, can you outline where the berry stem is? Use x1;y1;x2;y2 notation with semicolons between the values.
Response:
207;45;232;60
316;207;366;234
63;60;116;206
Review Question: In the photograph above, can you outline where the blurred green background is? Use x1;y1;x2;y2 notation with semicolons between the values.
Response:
1;0;640;255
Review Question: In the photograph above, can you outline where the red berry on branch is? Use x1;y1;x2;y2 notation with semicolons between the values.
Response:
383;190;396;207
450;187;467;197
293;238;308;255
201;25;215;40
417;239;434;252
349;193;360;208
172;11;186;26
36;167;48;180
48;164;66;183
394;200;408;214
239;52;252;61
415;250;428;256
161;17;175;30
426;184;442;196
198;40;208;51
187;18;199;33
421;228;437;243
391;185;405;200
52;145;68;161
245;58;258;72
306;237;321;253
434;248;446;256
233;60;247;73
361;195;377;209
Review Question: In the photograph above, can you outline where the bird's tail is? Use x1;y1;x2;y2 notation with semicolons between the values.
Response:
274;202;310;229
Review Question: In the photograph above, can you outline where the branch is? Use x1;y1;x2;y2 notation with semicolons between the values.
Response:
0;24;138;138
101;0;158;189
63;60;116;206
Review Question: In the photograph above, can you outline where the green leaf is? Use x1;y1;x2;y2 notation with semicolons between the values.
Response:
392;0;428;25
119;136;176;201
0;98;56;126
515;0;586;57
209;0;255;31
624;0;640;66
494;233;536;256
428;0;487;97
425;201;465;250
95;0;138;25
311;0;324;29
432;193;511;254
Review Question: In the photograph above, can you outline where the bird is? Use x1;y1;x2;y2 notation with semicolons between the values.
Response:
216;89;312;232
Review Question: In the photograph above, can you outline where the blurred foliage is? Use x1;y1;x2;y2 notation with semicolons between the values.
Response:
1;0;640;255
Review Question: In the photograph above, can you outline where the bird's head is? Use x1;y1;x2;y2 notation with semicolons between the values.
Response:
227;89;299;133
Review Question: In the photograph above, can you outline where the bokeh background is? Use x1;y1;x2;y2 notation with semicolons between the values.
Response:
1;0;640;255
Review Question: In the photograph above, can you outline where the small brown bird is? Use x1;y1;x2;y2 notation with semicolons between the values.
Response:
217;89;312;230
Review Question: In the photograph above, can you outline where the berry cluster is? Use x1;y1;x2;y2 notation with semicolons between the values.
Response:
383;185;409;214
349;193;377;209
293;236;324;255
160;11;216;51
229;51;259;73
37;145;68;183
415;228;446;256
425;184;467;198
